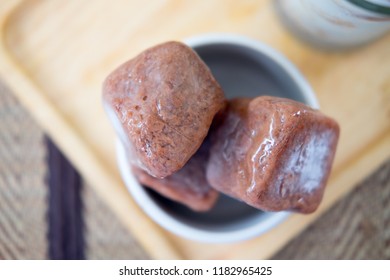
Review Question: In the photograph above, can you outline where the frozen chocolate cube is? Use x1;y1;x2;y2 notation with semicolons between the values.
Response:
132;140;219;212
206;96;340;213
103;41;225;178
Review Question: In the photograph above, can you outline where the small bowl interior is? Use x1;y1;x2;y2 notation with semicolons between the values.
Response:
195;43;307;101
140;42;308;233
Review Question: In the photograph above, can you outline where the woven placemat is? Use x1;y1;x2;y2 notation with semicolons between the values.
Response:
0;82;47;259
0;80;389;259
0;81;148;259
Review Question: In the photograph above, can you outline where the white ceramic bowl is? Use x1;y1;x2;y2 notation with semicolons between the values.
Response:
116;34;319;243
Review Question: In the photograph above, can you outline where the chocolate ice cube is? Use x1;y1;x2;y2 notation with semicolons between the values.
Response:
103;41;225;178
207;96;339;213
132;140;219;212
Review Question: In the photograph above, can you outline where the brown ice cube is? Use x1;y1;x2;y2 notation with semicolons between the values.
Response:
132;140;219;212
206;96;340;214
103;41;225;178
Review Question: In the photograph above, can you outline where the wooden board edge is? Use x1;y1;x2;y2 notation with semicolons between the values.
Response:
1;0;388;260
0;4;183;260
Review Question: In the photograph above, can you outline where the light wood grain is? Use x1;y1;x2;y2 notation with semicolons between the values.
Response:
0;0;389;259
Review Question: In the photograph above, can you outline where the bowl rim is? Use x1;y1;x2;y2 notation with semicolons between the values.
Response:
116;33;319;243
117;139;291;243
185;33;319;109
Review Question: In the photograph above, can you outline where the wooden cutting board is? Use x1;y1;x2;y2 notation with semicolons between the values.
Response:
1;0;389;259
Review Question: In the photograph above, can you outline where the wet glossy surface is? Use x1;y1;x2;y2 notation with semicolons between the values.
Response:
207;96;340;213
133;42;320;225
103;41;225;178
